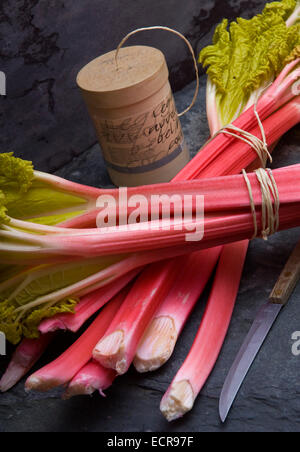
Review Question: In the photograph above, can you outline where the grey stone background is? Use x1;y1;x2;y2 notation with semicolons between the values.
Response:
0;0;300;433
1;0;267;171
0;81;299;434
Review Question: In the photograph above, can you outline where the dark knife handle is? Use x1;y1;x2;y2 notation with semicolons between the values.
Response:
269;240;300;305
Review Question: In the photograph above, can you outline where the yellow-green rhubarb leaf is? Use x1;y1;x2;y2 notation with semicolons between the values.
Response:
0;298;77;345
199;0;300;125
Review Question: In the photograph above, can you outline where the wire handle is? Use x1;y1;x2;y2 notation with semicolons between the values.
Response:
115;26;199;117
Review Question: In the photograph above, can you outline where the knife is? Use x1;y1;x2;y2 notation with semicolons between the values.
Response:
219;239;300;423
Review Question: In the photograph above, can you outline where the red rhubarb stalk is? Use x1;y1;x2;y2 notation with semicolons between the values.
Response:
133;247;222;373
160;240;249;421
19;168;300;246
42;63;300;229
0;334;54;392
63;361;116;399
92;259;183;375
3;164;300;263
175;51;300;416
25;288;127;392
1;70;299;345
176;61;300;181
89;89;299;377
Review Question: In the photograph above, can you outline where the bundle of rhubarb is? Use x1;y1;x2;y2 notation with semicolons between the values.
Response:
0;0;300;423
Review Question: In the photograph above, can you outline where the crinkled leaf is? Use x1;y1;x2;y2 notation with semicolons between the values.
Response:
285;44;300;62
22;298;78;340
0;152;34;195
199;0;300;124
0;298;77;345
264;0;299;20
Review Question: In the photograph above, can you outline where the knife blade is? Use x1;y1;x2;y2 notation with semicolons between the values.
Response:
219;239;300;423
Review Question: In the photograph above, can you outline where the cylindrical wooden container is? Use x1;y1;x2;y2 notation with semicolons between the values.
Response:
77;46;190;187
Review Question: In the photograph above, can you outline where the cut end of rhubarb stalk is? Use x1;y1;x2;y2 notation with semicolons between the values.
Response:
134;316;177;373
63;382;96;400
160;380;195;422
25;375;62;393
93;330;127;375
63;362;117;399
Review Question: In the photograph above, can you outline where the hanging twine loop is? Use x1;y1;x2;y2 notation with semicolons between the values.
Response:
242;168;280;240
115;26;200;117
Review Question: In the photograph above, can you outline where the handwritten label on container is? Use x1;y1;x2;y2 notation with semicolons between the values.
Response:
92;94;186;174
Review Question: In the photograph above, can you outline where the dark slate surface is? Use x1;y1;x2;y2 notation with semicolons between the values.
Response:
0;0;268;172
0;77;299;432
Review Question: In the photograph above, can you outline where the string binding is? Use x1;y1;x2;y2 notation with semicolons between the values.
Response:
242;168;280;240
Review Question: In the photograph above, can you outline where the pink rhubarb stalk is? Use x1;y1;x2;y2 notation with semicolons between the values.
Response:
133;247;222;373
63;361;116;399
0;334;54;392
2;88;298;268
91;79;299;377
92;259;183;375
160;240;249;421
40;61;300;230
25;289;127;392
175;60;300;181
14;166;300;250
3;164;300;264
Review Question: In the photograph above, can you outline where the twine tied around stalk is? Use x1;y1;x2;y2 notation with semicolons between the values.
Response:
217;103;273;169
216;91;278;239
115;26;200;117
242;168;280;240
